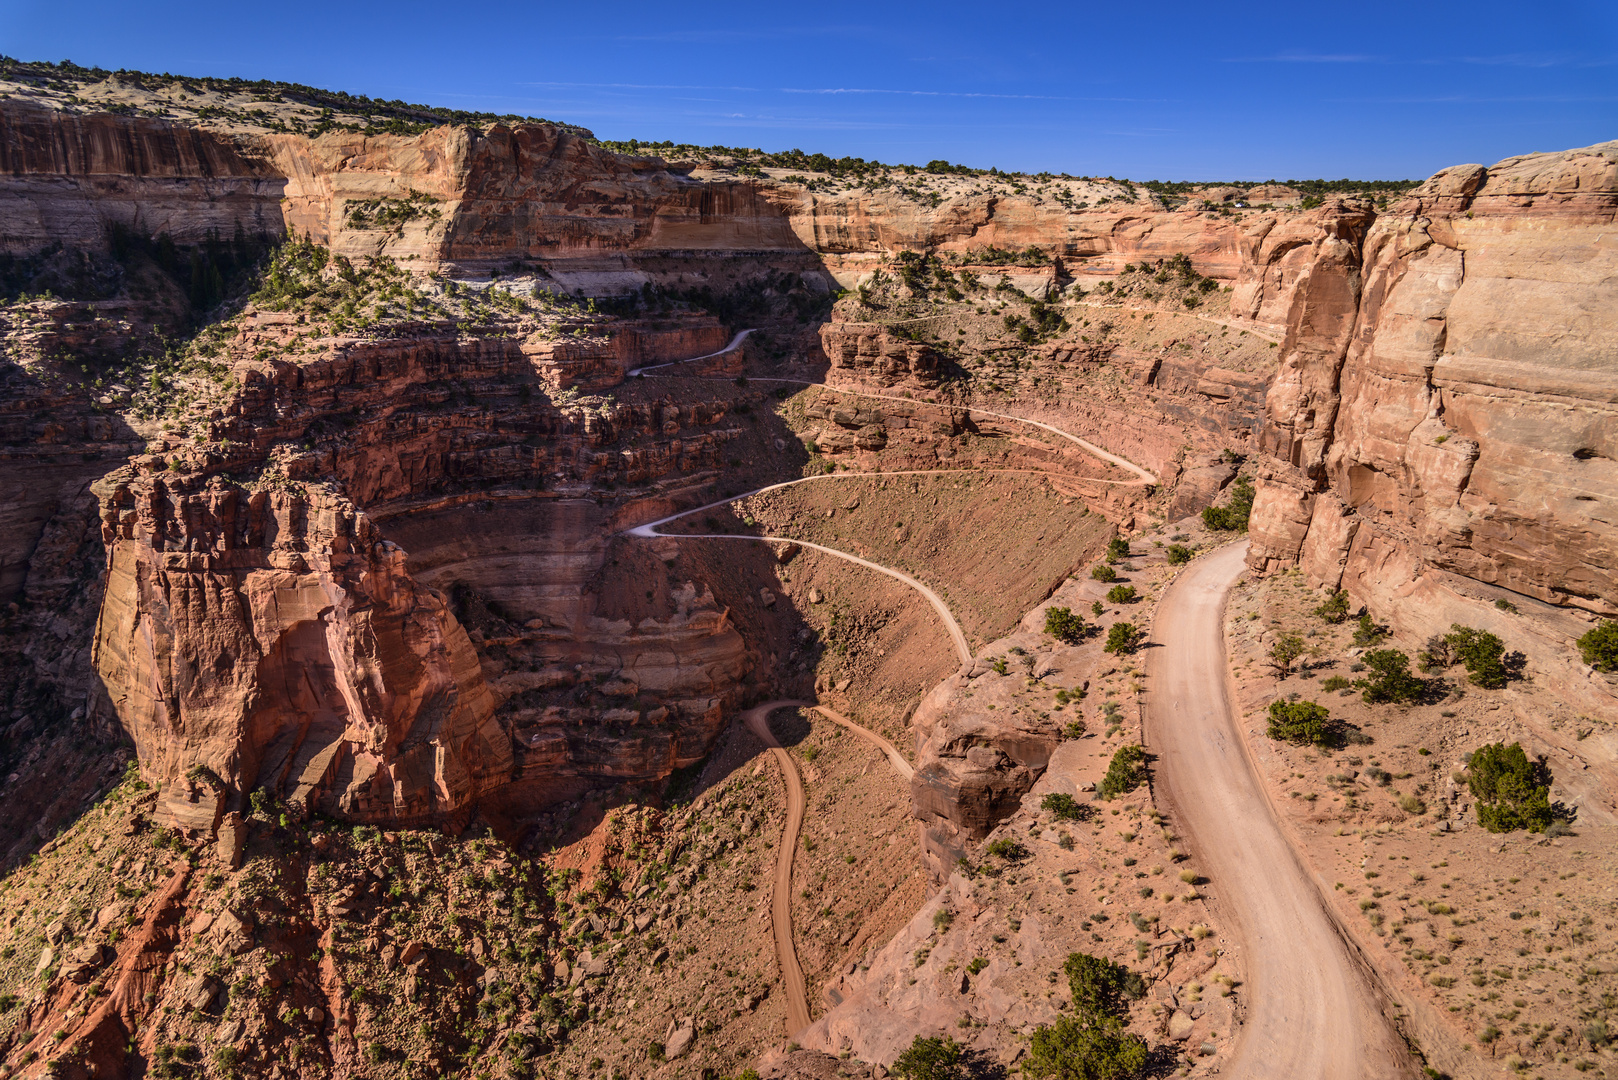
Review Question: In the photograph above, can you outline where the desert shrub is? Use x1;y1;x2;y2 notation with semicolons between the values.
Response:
1320;675;1351;692
1090;563;1118;583
1045;606;1088;644
1201;476;1255;531
1099;745;1147;799
1467;742;1554;833
1022;953;1147;1080
1104;623;1143;655
1165;544;1193;565
1107;537;1131;561
1091;600;1105;616
1418;633;1455;672
1351;613;1388;647
1063;952;1145;1015
1266;700;1333;747
1023;1016;1146;1080
152;1044;202;1080
1313;590;1351;624
1042;793;1091;822
1106;585;1138;604
1359;649;1423;704
1267;634;1307;678
1445;625;1508;688
892;1035;965;1080
986;838;1029;861
1578;620;1618;672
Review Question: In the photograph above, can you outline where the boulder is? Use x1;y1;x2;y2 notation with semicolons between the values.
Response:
664;1019;696;1059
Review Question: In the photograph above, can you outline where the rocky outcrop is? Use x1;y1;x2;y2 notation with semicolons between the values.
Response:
907;672;1059;879
0;102;287;254
817;322;938;388
1247;141;1618;712
92;467;508;825
80;309;760;829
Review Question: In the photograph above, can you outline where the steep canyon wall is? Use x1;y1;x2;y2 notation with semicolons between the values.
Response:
1247;141;1618;723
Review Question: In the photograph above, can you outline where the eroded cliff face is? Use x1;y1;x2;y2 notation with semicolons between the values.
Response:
81;305;766;831
1248;141;1618;715
0;98;1330;319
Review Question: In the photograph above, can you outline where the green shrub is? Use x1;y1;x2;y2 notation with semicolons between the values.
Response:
893;1036;964;1080
1467;742;1554;833
1165;544;1193;565
1042;793;1090;821
1107;537;1131;561
1266;699;1333;746
1576;620;1618;673
1091;600;1105;616
1444;625;1508;688
1090;564;1118;583
1359;649;1423;704
1312;590;1350;624
1099;745;1147;799
1267;634;1307;677
986;838;1029;861
1104;623;1143;655
1022;953;1148;1080
1351;613;1388;647
1321;675;1350;692
1063;952;1145;1016
1201;476;1255;531
1023;1015;1146;1080
1106;585;1138;604
1044;606;1088;644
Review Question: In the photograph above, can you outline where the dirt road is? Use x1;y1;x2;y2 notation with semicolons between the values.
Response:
1144;541;1414;1079
743;700;813;1035
743;700;917;1037
626;494;974;666
809;705;913;780
626;329;755;375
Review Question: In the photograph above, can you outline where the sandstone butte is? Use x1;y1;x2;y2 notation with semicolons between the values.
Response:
0;80;1614;1080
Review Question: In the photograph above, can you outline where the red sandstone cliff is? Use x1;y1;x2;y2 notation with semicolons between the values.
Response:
1246;140;1618;747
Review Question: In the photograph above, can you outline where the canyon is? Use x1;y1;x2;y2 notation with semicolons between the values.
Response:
0;62;1614;1080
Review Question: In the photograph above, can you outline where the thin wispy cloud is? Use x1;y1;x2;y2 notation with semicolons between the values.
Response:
1455;52;1617;68
518;80;1164;104
783;86;1070;100
1225;50;1616;67
1222;52;1380;63
611;26;873;44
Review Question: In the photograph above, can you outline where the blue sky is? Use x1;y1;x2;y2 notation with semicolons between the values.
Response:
4;0;1615;179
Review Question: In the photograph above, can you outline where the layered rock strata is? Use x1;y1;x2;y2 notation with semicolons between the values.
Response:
1246;142;1618;717
86;313;759;829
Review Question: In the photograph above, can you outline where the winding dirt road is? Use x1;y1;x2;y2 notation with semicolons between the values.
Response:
809;705;913;780
744;700;914;1036
626;329;756;375
625;477;974;666
743;700;814;1035
627;330;1158;485
1144;541;1414;1079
